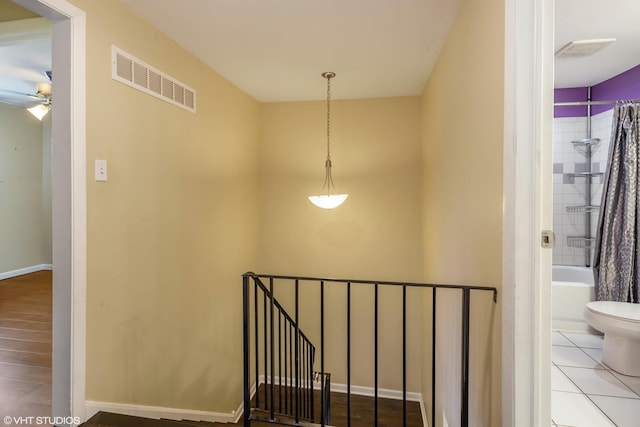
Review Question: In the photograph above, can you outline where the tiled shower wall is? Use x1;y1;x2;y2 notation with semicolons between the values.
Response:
552;109;613;266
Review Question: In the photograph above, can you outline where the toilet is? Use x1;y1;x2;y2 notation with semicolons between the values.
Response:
584;301;640;377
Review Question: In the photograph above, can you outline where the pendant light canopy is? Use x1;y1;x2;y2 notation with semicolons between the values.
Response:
308;72;349;209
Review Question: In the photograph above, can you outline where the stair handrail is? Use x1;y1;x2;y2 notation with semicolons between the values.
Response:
242;272;498;427
243;274;320;426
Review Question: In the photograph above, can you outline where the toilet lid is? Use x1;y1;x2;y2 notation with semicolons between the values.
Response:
586;301;640;323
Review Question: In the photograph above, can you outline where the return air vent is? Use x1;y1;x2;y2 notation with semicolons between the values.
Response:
111;45;196;112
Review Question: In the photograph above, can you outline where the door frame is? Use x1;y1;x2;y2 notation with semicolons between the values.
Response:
503;0;553;425
12;0;87;422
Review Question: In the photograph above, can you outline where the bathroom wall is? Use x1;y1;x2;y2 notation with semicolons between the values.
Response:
552;111;612;266
553;63;640;266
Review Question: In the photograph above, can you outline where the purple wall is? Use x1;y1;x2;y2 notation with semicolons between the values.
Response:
554;87;588;118
554;63;640;117
591;64;640;114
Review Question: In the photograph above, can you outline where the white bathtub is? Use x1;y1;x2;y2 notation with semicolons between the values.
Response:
552;265;596;332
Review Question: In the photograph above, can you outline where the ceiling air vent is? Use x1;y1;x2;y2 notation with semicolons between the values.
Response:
111;45;196;112
555;38;616;58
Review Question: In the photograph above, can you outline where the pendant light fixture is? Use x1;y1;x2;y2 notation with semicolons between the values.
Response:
308;72;349;209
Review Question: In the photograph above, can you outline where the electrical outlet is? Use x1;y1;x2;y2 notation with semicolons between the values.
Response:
95;160;108;182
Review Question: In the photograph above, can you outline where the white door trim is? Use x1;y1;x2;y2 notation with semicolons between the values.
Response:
13;0;87;422
503;0;553;425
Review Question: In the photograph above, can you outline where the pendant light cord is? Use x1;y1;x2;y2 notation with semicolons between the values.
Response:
321;72;336;194
326;73;332;162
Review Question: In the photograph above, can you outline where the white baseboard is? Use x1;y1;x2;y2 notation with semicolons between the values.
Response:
84;400;240;424
0;264;53;280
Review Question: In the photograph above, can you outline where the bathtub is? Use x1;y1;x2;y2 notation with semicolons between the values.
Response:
552;265;596;332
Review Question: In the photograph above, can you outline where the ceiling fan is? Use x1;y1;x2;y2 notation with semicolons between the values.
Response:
0;70;52;120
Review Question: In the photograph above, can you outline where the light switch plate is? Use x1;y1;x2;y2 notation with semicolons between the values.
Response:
95;159;108;182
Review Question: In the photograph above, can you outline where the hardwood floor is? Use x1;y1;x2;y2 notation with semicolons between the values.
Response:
0;271;52;425
250;384;424;427
84;387;424;427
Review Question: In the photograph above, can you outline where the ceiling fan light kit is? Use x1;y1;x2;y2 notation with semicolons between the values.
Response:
26;71;52;121
27;103;51;121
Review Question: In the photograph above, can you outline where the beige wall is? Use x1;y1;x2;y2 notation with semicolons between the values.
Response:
69;0;261;413
420;0;504;425
258;97;424;390
259;97;423;280
0;0;39;22
50;0;504;420
0;103;50;274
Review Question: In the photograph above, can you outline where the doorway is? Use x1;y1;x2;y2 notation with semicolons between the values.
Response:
11;0;86;423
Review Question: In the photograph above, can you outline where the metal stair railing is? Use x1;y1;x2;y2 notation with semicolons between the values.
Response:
242;272;498;427
242;275;325;426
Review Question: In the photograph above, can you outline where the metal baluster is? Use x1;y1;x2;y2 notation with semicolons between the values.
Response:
374;283;379;426
461;289;470;427
310;342;314;419
403;285;407;427
303;339;307;419
347;282;352;427
320;281;324;425
278;307;282;413
269;278;275;421
295;280;300;424
242;275;250;427
309;340;313;420
253;280;259;410
289;322;293;415
263;287;268;411
432;287;437;427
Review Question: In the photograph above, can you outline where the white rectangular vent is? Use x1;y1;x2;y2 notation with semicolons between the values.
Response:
555;38;616;58
111;45;196;112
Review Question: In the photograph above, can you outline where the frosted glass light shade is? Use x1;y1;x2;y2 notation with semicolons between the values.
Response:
27;104;50;121
308;194;349;209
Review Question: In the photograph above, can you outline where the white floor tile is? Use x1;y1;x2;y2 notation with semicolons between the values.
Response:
552;346;603;369
562;332;604;349
552;365;580;392
581;347;603;364
560;366;638;398
589;395;640;427
551;391;615;427
611;371;640;397
553;331;575;347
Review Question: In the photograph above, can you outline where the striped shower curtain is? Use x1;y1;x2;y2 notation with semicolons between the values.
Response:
593;102;640;303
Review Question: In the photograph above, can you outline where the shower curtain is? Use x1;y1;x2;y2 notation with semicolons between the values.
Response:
593;102;640;303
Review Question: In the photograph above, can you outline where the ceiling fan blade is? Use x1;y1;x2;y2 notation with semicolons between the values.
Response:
0;89;49;108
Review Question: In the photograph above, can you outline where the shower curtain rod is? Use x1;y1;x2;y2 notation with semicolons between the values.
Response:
554;99;640;106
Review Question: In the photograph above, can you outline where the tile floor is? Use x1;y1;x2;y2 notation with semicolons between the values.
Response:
552;330;640;427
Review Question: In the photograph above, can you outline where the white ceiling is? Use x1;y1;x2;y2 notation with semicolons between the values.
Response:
119;0;461;102
0;17;50;107
554;0;640;88
1;0;639;106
